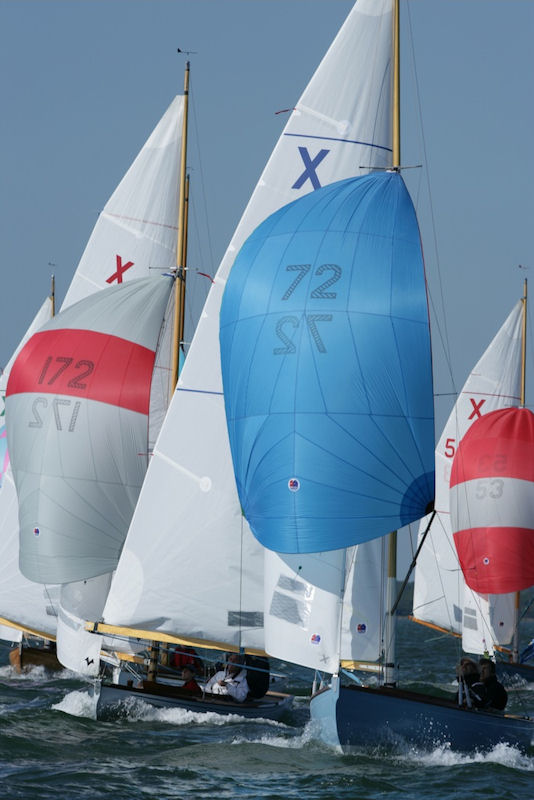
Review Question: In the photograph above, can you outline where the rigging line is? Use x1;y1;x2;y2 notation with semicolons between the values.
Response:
406;2;457;399
392;511;435;616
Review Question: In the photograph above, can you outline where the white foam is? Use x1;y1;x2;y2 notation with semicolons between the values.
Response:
231;720;316;749
405;741;534;770
118;695;290;728
52;689;97;719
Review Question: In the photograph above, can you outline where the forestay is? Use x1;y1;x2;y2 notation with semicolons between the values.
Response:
412;302;522;653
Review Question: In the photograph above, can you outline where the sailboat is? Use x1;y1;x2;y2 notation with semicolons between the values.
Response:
219;0;534;752
86;186;294;715
2;89;192;679
448;295;534;687
412;291;534;686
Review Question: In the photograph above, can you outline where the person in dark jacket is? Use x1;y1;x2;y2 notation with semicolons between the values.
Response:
181;665;201;695
456;657;480;705
470;658;508;710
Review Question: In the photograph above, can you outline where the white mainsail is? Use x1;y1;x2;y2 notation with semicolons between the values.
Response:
0;297;56;643
412;301;523;654
102;0;394;653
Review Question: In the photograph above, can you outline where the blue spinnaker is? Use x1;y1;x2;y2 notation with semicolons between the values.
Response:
220;172;435;554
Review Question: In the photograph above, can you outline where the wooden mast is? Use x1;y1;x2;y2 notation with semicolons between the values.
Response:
178;174;190;353
170;60;190;399
384;0;400;688
147;63;190;683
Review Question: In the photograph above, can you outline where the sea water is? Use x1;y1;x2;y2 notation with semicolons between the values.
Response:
1;618;533;800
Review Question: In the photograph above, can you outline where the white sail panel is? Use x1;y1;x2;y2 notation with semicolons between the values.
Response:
461;590;515;656
413;301;522;650
103;393;265;651
264;550;344;673
62;97;183;309
0;624;22;644
56;576;112;676
264;540;386;673
341;540;387;663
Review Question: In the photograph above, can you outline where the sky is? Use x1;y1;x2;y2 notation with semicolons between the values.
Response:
1;0;533;416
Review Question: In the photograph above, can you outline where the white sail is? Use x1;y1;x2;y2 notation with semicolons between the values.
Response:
412;301;522;654
341;539;387;664
56;575;112;676
102;0;394;654
0;296;57;643
264;540;387;673
264;551;345;673
61;96;183;310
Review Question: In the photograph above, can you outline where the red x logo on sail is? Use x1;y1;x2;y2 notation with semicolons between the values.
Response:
106;255;134;284
468;397;486;420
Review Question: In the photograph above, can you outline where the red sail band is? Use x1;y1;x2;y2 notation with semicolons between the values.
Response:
7;329;156;415
454;526;534;594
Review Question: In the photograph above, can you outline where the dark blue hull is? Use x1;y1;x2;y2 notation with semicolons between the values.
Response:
310;680;533;752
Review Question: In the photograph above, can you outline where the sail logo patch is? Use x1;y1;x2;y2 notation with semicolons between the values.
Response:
292;147;329;191
311;633;321;645
33;527;40;537
106;255;134;285
288;478;300;492
357;623;367;633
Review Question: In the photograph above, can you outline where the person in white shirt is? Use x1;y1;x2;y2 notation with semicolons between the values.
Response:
204;653;249;702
